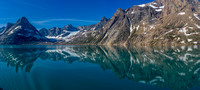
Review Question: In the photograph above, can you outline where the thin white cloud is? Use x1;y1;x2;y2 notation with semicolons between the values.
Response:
32;20;50;24
0;18;16;20
32;18;98;24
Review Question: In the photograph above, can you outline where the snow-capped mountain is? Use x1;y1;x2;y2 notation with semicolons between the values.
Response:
66;16;109;44
67;0;200;46
0;16;109;44
0;17;47;44
38;17;109;42
39;24;80;41
1;0;200;46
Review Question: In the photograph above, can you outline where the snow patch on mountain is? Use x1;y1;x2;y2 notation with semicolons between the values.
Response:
156;9;162;12
194;14;200;20
188;39;193;42
46;31;79;41
179;27;199;36
138;2;165;12
9;26;22;35
130;23;133;33
149;4;157;8
180;41;185;44
178;12;185;15
195;24;200;29
194;42;198;44
138;4;146;7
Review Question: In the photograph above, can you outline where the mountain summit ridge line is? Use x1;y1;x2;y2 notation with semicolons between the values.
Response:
1;0;200;46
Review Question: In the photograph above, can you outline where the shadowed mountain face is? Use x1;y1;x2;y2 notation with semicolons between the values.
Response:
0;26;5;33
0;17;47;44
1;45;200;89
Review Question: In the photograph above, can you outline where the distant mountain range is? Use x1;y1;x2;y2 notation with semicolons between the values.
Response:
1;0;200;46
39;24;79;41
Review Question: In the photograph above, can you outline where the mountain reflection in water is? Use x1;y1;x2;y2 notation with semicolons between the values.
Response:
0;45;200;90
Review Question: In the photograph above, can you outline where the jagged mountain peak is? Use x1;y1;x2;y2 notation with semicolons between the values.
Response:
0;17;46;44
16;17;30;24
98;16;109;25
5;23;14;30
63;24;74;29
7;22;14;26
77;25;87;30
114;8;125;16
13;17;38;31
100;16;109;21
77;25;84;30
50;27;60;30
11;17;40;35
62;24;78;31
0;22;14;35
39;24;80;39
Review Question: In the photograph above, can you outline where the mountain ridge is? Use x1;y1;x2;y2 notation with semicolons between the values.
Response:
1;0;200;46
66;0;200;47
0;17;48;44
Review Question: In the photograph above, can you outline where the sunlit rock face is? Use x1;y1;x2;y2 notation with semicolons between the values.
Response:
0;45;200;89
67;0;200;46
66;17;109;44
162;0;199;16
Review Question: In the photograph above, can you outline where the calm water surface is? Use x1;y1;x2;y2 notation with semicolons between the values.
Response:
0;45;200;90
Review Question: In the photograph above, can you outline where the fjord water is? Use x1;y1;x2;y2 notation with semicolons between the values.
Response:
0;46;200;90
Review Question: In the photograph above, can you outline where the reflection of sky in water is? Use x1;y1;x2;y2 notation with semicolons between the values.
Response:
0;45;200;90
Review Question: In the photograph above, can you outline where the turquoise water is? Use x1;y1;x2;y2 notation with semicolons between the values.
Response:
0;45;200;90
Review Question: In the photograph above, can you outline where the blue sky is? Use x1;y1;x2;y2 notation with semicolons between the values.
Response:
0;0;154;29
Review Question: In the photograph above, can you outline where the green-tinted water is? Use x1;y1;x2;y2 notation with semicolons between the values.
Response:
0;45;200;90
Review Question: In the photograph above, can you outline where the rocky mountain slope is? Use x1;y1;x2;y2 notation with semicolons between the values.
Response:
66;16;109;43
0;17;47;44
66;0;200;46
39;24;79;41
1;0;200;46
0;26;5;33
0;16;109;44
